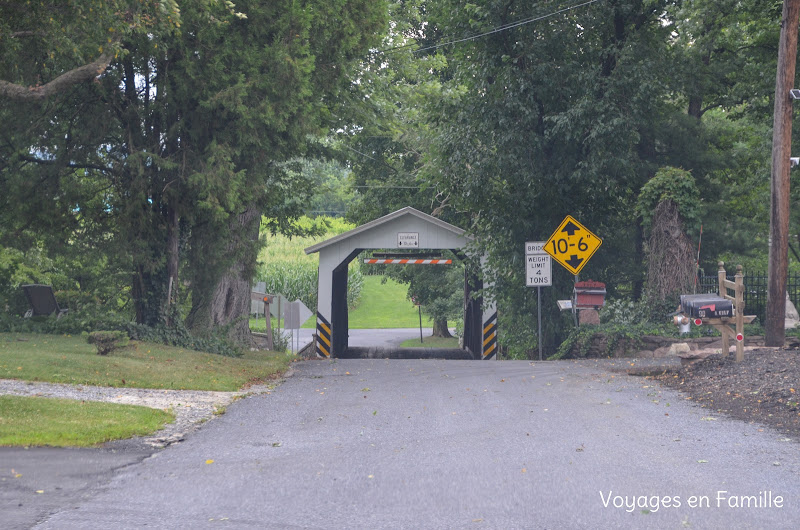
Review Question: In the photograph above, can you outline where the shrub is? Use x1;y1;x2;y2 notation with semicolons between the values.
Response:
271;331;290;353
0;307;241;357
550;322;674;360
87;330;129;356
0;306;130;335
600;295;682;327
599;298;639;326
126;321;242;357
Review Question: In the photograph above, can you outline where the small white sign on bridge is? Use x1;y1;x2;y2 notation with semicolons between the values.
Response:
397;232;419;248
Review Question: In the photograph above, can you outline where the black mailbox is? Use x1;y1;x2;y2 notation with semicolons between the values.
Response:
680;294;734;319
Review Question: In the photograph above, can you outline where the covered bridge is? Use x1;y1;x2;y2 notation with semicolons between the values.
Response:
304;207;497;359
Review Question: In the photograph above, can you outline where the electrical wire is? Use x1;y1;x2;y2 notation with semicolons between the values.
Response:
380;0;606;56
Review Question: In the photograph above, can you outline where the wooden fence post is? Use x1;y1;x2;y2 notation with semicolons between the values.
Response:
735;265;745;362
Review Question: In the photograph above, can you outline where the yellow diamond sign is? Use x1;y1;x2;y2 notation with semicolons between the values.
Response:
543;215;602;275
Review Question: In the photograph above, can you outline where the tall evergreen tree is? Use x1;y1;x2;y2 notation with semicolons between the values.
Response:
1;0;388;345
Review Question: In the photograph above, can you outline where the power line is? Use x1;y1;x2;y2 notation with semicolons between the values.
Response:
381;0;605;56
353;185;421;189
342;144;378;161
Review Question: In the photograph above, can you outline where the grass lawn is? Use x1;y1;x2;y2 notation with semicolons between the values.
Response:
350;276;433;328
0;333;295;391
248;315;310;332
400;336;460;349
0;395;174;447
248;275;433;330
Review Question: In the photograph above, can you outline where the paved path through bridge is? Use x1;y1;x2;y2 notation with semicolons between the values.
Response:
30;359;800;528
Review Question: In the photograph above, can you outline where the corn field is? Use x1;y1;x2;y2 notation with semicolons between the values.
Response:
257;216;363;310
258;262;363;311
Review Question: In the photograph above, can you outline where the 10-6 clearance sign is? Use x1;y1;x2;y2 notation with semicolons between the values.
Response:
543;215;602;275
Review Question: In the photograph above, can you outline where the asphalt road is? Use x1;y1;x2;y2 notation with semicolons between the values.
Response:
13;357;799;529
287;327;437;352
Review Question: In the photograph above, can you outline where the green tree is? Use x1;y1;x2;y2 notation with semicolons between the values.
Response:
419;0;690;355
1;0;388;347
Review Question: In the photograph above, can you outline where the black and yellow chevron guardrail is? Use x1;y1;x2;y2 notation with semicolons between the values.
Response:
482;312;497;359
316;312;331;358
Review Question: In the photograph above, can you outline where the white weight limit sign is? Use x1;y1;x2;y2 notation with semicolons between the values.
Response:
526;251;552;287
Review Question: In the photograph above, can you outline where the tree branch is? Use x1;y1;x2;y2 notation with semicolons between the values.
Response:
10;30;45;38
18;154;112;173
0;53;113;101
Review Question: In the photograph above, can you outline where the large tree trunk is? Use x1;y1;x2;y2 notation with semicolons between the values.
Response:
186;205;261;346
187;263;252;344
646;200;695;301
432;317;452;338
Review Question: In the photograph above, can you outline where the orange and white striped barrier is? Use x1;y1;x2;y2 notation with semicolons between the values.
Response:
363;258;452;265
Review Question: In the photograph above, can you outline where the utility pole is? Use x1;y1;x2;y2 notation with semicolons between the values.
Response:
766;0;800;346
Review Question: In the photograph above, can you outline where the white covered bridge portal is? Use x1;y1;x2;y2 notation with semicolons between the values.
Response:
304;207;497;359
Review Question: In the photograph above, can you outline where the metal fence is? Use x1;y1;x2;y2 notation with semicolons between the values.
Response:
696;272;800;324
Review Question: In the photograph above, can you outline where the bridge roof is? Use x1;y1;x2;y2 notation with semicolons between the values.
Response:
304;207;468;255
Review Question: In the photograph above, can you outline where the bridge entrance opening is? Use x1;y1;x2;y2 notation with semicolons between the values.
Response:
304;207;496;360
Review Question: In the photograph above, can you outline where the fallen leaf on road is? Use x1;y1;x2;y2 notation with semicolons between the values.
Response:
205;459;214;464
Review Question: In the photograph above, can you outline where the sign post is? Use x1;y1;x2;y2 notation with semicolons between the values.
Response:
526;242;551;361
411;296;423;343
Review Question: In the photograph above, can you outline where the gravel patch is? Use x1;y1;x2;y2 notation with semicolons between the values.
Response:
0;378;281;448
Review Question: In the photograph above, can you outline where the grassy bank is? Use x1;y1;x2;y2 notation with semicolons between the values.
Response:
0;333;294;391
0;395;174;447
400;336;460;349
